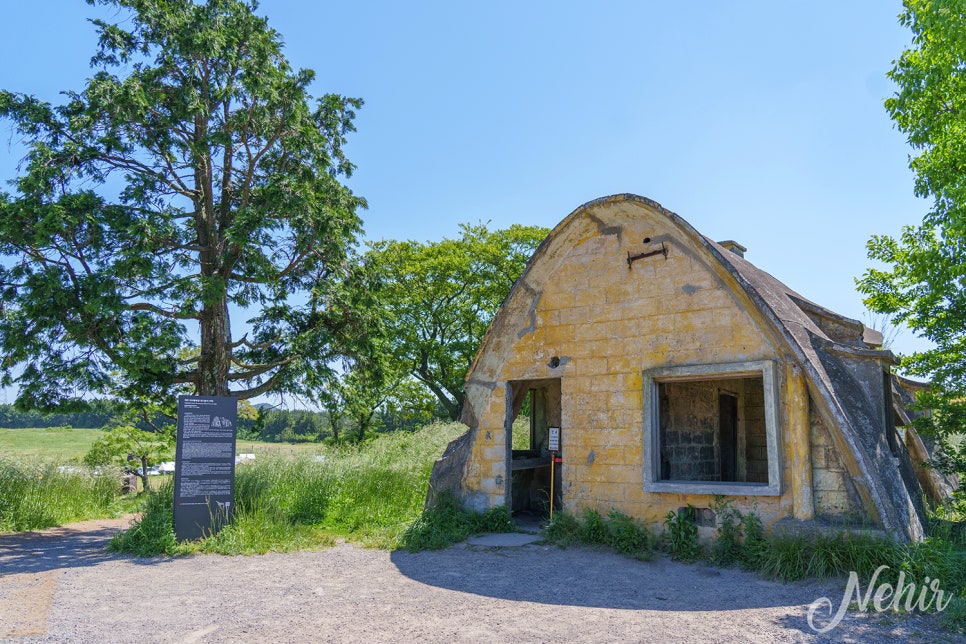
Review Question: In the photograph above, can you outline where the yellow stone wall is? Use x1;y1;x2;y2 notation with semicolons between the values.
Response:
461;199;816;527
809;400;865;519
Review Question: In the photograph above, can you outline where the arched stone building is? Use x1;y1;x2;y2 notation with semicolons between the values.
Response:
429;194;944;542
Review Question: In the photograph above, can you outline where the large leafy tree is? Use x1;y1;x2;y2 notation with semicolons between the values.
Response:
0;0;365;409
858;0;966;495
366;223;547;420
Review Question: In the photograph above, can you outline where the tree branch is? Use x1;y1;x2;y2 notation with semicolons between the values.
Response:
129;302;200;320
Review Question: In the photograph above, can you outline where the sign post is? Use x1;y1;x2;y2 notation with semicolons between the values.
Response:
173;396;238;541
548;427;560;519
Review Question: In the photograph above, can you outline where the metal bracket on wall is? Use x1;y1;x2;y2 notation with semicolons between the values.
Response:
627;240;668;268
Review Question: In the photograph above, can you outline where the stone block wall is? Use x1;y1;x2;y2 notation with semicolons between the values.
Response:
454;197;794;525
659;381;720;481
809;399;862;518
744;381;768;483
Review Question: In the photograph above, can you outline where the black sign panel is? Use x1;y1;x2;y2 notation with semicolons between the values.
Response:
173;396;238;541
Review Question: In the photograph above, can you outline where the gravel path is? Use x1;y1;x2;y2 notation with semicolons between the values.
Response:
0;518;958;643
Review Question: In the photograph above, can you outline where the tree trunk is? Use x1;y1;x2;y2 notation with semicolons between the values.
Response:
139;455;150;494
198;296;232;396
194;115;232;398
416;368;460;420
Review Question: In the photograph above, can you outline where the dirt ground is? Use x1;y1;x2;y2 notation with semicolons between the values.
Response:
0;518;959;643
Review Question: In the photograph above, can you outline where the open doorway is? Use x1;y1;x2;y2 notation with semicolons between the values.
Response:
506;378;562;520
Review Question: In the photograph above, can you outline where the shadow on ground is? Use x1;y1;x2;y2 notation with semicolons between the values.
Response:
0;519;164;574
390;540;831;616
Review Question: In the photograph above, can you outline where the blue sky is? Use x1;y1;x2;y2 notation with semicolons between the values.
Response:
0;1;930;369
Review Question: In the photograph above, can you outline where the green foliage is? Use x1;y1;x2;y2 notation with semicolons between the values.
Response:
709;498;767;569
916;403;966;510
0;0;366;407
83;425;173;468
253;407;328;443
543;511;582;544
401;491;514;551
755;532;812;582
605;509;656;558
311;351;396;443
110;421;467;555
543;507;655;560
380;377;440;432
709;498;743;567
365;223;548;420
83;423;173;491
751;526;964;599
581;508;609;544
857;0;966;491
740;510;768;568
0;457;124;532
754;531;902;584
663;505;701;562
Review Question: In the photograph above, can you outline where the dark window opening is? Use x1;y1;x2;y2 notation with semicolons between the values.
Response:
658;376;768;484
720;393;738;481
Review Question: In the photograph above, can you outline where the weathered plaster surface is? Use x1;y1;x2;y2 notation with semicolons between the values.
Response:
809;400;867;521
440;197;795;524
430;194;929;541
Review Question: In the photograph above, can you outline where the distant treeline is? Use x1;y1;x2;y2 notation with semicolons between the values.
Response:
252;408;328;442
250;406;437;443
0;401;119;429
0;402;434;443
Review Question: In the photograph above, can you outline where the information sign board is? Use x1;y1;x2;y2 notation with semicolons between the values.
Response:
548;426;560;452
173;396;237;541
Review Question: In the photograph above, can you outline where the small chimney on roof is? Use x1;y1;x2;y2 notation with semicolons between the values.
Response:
718;240;746;258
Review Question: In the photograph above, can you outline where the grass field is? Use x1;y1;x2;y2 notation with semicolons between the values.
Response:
0;426;106;462
0;427;336;464
234;438;329;458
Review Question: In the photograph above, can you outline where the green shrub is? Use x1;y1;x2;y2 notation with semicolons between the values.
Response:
754;530;901;583
755;532;811;581
739;510;768;569
941;593;966;633
606;508;655;559
544;507;655;560
580;508;609;545
708;499;768;569
663;505;701;562
543;511;582;545
709;498;743;567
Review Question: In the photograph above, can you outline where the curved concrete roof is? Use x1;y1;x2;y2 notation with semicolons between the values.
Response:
469;193;924;540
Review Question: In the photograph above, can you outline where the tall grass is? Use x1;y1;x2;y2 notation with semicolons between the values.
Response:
0;457;126;532
111;422;467;555
401;491;514;551
754;527;966;631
